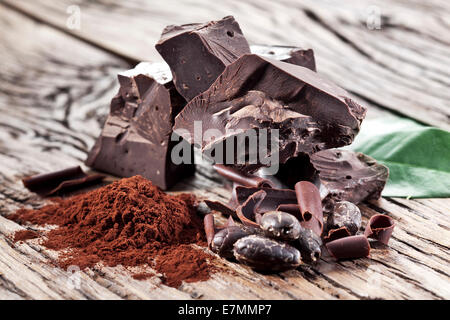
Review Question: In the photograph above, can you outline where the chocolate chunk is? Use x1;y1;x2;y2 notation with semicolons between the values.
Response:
295;181;324;236
155;16;251;101
214;164;275;188
364;214;395;245
251;44;316;71
326;235;370;260
203;199;237;218
86;62;195;190
310;149;388;205
326;201;362;235
173;54;366;171
235;186;297;212
212;225;261;258
260;211;302;241
22;166;105;197
236;190;266;227
295;228;322;263
233;235;302;271
323;227;351;243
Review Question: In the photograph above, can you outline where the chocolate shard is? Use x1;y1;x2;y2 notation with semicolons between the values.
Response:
251;44;316;71
174;54;366;171
86;62;195;190
214;164;275;188
236;190;266;228
326;201;362;235
235;186;297;212
22;166;105;197
203;199;237;218
204;213;216;249
326;235;370;260
364;214;395;245
323;226;351;243
155;16;251;101
310;149;389;205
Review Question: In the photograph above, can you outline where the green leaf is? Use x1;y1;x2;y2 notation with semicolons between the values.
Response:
350;117;450;198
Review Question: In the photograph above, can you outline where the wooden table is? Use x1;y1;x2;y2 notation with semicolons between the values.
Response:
0;0;449;300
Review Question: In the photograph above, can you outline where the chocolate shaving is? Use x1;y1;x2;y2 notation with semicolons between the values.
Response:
204;200;237;218
300;215;323;237
323;227;351;243
295;181;323;227
203;213;216;249
326;235;370;260
22;166;105;197
236;190;266;228
214;164;275;188
235;186;297;213
364;214;395;245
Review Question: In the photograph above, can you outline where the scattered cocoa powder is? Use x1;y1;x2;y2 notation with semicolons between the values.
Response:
13;229;39;242
9;175;218;287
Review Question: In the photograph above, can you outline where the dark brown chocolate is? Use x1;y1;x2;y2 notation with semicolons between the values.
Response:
85;62;195;190
310;149;388;206
233;235;302;271
204;213;216;249
295;181;323;227
213;164;275;188
326;235;370;260
235;186;297;213
251;44;316;71
203;199;237;218
276;204;303;221
174;54;366;171
22;166;104;197
236;190;266;227
326;201;362;235
323;227;351;243
155;16;251;101
364;214;395;245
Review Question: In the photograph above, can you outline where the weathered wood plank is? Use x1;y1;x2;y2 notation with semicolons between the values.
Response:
3;0;449;129
0;2;449;300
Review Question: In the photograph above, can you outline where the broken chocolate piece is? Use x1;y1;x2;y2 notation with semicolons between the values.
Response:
251;44;316;71
234;235;302;271
155;16;251;101
260;211;302;241
326;201;362;235
214;164;275;188
235;186;297;212
295;181;323;223
310;149;388;205
326;235;370;260
323;227;351;243
236;190;266;228
174;54;366;171
364;214;395;245
295;228;322;263
86;62;195;190
203;200;237;218
22;166;104;197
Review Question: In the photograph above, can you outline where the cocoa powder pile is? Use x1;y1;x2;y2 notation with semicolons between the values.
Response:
10;175;217;287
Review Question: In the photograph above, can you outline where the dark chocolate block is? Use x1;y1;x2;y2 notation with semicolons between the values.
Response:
156;16;251;101
251;44;316;71
173;54;366;171
86;62;194;190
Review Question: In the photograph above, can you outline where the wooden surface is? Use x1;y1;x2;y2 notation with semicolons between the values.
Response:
0;0;449;300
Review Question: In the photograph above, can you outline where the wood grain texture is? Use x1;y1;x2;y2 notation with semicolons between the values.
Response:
0;1;449;300
3;0;450;129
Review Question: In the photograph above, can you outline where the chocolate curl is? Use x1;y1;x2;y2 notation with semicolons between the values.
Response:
236;190;266;228
235;186;297;212
204;200;237;218
22;166;105;196
295;181;323;236
364;214;395;245
276;204;302;221
214;164;275;188
204;214;216;249
326;235;370;260
323;227;351;243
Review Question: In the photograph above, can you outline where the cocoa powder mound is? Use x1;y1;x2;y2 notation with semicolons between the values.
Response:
10;175;218;287
13;230;39;242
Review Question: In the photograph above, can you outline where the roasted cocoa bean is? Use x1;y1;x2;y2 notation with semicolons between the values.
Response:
327;201;361;235
260;211;302;241
295;228;322;263
233;235;301;271
211;226;261;258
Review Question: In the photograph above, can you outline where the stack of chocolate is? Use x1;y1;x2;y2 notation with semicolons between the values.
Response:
86;16;394;271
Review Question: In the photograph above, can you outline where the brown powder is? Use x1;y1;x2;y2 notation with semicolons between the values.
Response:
10;175;218;287
13;230;39;242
